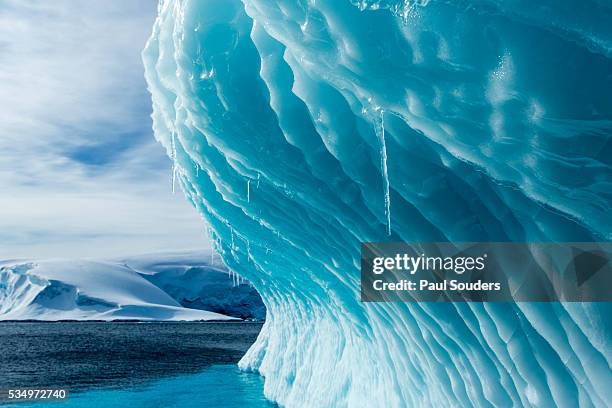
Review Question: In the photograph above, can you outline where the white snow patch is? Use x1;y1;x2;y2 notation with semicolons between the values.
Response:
0;255;237;322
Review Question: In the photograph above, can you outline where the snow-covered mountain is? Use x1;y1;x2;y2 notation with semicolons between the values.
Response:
0;251;264;321
119;251;266;320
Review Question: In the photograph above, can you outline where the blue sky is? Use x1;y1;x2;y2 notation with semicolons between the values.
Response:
0;0;209;258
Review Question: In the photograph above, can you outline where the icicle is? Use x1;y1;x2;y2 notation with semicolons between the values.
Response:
377;109;391;235
208;231;214;264
256;173;261;188
171;130;177;194
171;168;176;193
247;179;251;202
210;237;215;264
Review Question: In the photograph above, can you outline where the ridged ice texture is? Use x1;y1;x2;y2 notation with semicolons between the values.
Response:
142;1;612;406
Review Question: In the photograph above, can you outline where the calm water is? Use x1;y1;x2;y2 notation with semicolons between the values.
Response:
0;322;273;407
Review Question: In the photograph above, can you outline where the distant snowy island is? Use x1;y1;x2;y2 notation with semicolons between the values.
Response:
0;251;265;322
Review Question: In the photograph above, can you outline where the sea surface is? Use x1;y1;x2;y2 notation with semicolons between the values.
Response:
0;322;273;407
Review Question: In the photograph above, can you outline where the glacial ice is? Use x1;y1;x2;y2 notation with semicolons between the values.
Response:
142;0;612;406
121;251;266;320
0;251;263;321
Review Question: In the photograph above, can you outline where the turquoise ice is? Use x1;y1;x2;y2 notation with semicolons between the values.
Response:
142;1;612;406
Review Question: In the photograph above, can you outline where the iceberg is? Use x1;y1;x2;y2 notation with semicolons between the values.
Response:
142;0;612;406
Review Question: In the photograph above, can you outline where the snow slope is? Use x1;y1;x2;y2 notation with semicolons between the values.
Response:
143;0;612;407
0;252;262;321
121;251;266;320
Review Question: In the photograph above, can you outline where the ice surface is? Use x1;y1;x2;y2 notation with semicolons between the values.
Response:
22;365;273;408
0;251;262;321
143;0;612;406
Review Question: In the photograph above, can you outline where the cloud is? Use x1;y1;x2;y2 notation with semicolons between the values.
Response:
0;0;209;259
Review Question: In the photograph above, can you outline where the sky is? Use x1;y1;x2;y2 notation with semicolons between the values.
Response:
0;0;210;259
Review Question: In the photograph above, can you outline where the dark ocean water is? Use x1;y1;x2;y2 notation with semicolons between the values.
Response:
0;322;273;407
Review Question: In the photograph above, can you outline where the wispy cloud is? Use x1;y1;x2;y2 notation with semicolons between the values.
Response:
0;0;209;259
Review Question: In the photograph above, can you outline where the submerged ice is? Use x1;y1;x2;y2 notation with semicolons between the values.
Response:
143;0;612;406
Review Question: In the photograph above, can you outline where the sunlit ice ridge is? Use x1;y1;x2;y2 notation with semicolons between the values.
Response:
142;0;612;406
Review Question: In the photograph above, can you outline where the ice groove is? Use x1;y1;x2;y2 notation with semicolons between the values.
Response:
143;1;612;406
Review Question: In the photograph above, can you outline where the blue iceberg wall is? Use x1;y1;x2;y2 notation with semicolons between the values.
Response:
142;0;612;406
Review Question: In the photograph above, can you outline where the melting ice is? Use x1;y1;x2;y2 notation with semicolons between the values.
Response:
143;0;612;406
